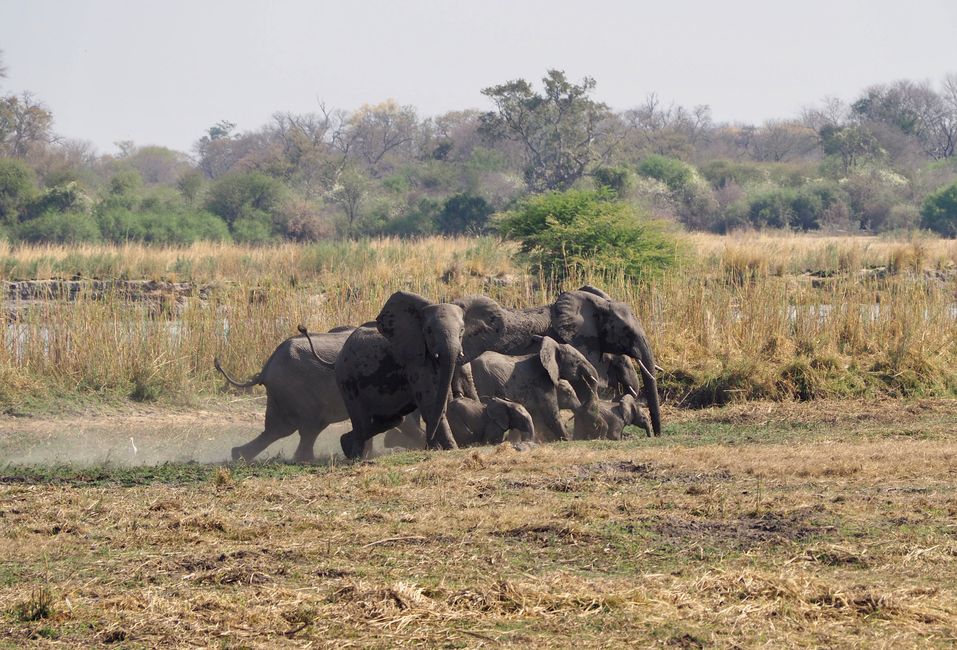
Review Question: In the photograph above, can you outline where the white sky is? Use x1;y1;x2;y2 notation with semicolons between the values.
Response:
2;0;956;155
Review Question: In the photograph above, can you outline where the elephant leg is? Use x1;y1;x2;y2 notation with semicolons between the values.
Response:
424;415;457;451
232;395;297;462
540;398;571;442
293;423;325;463
231;423;296;462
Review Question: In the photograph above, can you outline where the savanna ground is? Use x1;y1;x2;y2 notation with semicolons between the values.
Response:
1;232;956;646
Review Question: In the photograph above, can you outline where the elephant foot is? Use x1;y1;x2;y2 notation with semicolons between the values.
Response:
230;447;245;462
292;452;316;464
340;432;364;460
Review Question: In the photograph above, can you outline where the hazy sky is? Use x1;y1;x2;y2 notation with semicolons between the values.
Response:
2;0;956;155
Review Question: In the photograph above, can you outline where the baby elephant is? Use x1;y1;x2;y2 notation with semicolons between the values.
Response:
597;394;652;440
446;396;535;446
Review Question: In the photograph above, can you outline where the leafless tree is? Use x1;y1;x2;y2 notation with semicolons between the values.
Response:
0;91;54;158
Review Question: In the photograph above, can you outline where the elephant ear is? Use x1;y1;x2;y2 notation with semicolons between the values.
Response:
483;397;512;435
376;291;431;357
552;290;603;350
538;336;561;386
455;295;507;361
577;285;613;301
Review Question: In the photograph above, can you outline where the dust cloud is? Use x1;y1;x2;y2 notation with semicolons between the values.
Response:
0;406;352;467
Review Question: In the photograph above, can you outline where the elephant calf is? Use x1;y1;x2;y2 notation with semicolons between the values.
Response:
446;396;535;446
470;336;602;442
582;394;652;440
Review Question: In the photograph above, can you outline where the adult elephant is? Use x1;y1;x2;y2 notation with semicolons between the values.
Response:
454;286;662;436
306;291;465;459
215;326;422;462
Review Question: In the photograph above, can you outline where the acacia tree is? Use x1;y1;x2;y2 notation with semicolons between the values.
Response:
480;70;616;192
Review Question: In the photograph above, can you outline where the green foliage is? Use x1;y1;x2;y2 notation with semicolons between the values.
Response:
699;160;765;189
96;207;230;244
637;155;694;193
495;189;679;282
381;197;441;237
0;158;37;224
920;182;957;237
231;207;276;243
436;193;493;235
26;182;94;219
205;171;285;226
108;168;144;197
481;70;613;191
592;166;634;197
15;210;101;243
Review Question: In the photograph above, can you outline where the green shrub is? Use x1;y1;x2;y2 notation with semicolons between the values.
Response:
0;158;37;225
205;172;285;226
231;207;275;243
382;198;441;237
699;160;765;189
636;155;693;193
591;166;634;197
96;207;230;244
15;211;101;244
436;193;493;235
494;189;679;282
920;182;957;237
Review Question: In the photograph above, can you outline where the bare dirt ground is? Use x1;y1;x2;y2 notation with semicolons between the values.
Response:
1;398;956;647
0;399;351;466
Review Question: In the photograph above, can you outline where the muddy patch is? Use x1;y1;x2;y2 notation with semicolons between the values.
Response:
575;460;733;485
649;506;830;550
498;522;597;546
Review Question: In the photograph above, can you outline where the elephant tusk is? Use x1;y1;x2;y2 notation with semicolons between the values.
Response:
636;359;653;378
627;386;638;398
655;364;664;373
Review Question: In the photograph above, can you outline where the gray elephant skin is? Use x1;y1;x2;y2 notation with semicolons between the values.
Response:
214;327;420;462
322;291;465;459
470;336;603;442
446;396;535;446
455;286;661;436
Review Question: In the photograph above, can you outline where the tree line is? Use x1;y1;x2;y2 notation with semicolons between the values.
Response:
2;56;957;244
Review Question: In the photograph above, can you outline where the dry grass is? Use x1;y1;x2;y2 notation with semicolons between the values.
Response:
0;234;955;412
2;400;957;646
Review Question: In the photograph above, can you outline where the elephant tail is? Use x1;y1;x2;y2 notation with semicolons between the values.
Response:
297;325;337;368
213;357;261;388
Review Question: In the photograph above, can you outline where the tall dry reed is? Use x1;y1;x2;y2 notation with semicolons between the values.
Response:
1;235;955;409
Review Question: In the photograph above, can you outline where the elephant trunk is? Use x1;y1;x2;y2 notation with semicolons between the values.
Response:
424;334;461;449
632;335;662;436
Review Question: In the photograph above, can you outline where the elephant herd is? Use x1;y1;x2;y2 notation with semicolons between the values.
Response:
214;286;661;462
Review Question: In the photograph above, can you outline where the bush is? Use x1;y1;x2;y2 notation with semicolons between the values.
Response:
96;207;230;244
436;193;493;235
231;207;276;244
636;155;694;193
494;189;680;282
15;211;101;244
0;158;37;225
920;182;957;237
381;198;441;237
699;160;765;189
592;166;634;197
205;172;285;226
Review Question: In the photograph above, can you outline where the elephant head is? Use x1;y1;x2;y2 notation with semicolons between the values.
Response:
480;397;535;444
376;291;464;447
551;289;661;436
539;336;606;440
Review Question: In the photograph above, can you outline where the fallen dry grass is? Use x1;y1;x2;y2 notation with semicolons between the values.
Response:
2;400;956;647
